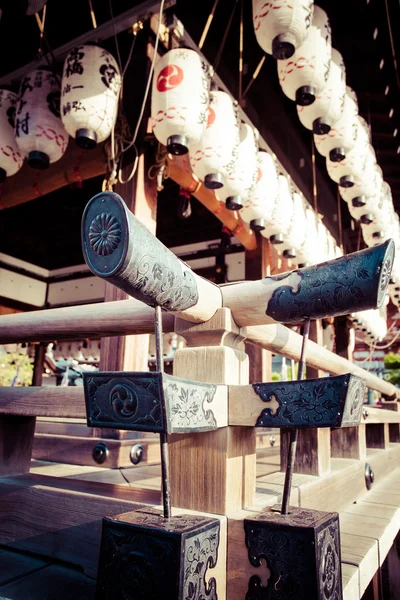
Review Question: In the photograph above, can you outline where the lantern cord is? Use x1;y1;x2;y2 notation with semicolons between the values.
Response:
242;55;266;99
311;136;318;214
117;0;166;184
238;0;243;103
336;188;343;253
88;0;97;29
34;4;47;56
213;0;239;72
384;0;400;93
199;0;220;50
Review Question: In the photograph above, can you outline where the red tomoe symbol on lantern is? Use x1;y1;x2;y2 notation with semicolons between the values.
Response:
206;106;216;128
156;65;184;92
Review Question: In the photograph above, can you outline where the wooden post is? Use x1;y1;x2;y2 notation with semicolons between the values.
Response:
168;308;256;515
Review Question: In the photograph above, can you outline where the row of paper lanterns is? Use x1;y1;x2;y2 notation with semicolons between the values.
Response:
0;44;122;181
350;307;388;343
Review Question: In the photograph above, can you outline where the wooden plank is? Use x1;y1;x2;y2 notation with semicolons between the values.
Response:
0;548;49;586
0;475;151;577
331;424;367;460
340;532;379;597
0;387;86;418
342;563;360;600
366;423;389;449
281;428;331;476
32;433;160;469
339;512;396;564
0;564;96;599
0;415;36;475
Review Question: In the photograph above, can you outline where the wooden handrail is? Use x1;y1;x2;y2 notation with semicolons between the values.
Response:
0;299;398;398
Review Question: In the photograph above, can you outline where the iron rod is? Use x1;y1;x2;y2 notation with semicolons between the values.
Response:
281;318;311;515
155;305;171;519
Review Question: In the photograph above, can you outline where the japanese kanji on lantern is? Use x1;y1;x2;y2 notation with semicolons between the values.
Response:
297;48;346;134
278;5;331;106
260;173;294;244
0;88;24;182
151;47;211;156
238;149;279;230
314;86;359;162
14;68;68;169
252;0;314;60
61;44;122;149
189;90;240;189
218;122;259;210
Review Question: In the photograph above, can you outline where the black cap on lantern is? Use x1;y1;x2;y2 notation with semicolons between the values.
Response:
226;195;243;210
272;34;296;61
28;151;50;169
296;86;316;106
372;231;384;240
339;175;354;188
0;167;6;183
205;173;224;190
270;233;284;244
283;248;297;259
312;117;331;135
352;196;366;208
76;128;98;150
250;218;266;232
167;134;189;156
360;213;373;225
329;147;346;162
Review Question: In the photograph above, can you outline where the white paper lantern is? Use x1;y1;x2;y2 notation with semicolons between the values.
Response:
252;0;314;60
239;150;279;230
0;89;24;181
340;158;382;205
326;119;372;188
315;219;330;262
278;6;331;106
295;206;319;264
15;69;68;169
151;48;211;155
278;191;307;257
260;174;294;243
297;48;346;134
61;44;122;149
189;91;240;189
314;87;358;161
219;122;259;210
348;177;385;224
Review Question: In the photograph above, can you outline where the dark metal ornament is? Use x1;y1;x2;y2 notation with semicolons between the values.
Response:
244;507;342;600
81;192;199;312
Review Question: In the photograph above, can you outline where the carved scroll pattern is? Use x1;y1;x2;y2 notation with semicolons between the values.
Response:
165;379;218;432
317;524;342;600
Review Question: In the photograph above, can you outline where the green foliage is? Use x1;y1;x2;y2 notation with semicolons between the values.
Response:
384;352;400;370
0;352;33;386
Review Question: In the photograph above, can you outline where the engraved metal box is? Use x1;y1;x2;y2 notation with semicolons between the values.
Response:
96;510;220;600
83;371;226;434
244;506;342;600
252;373;366;429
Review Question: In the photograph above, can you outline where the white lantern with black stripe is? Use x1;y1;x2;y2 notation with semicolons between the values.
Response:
326;118;373;188
151;48;211;155
340;158;382;206
239;149;279;230
348;176;384;225
278;190;307;258
295;206;318;265
189;90;240;189
219;122;259;210
297;48;346;134
61;44;122;149
260;174;294;244
314;87;358;162
252;0;314;60
15;68;68;169
278;6;331;106
0;88;24;182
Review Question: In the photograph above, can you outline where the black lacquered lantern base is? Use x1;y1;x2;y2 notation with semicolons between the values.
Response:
352;196;366;208
329;147;346;162
313;117;331;135
373;231;384;240
76;128;97;150
167;134;189;156
270;233;284;244
340;175;354;188
250;218;266;232
0;167;6;183
28;151;50;170
283;248;297;259
272;33;296;60
244;506;343;600
360;213;373;225
205;172;223;189
226;195;243;210
96;510;220;600
296;85;316;106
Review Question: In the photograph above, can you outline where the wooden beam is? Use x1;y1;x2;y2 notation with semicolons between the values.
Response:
0;386;85;418
0;143;106;211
